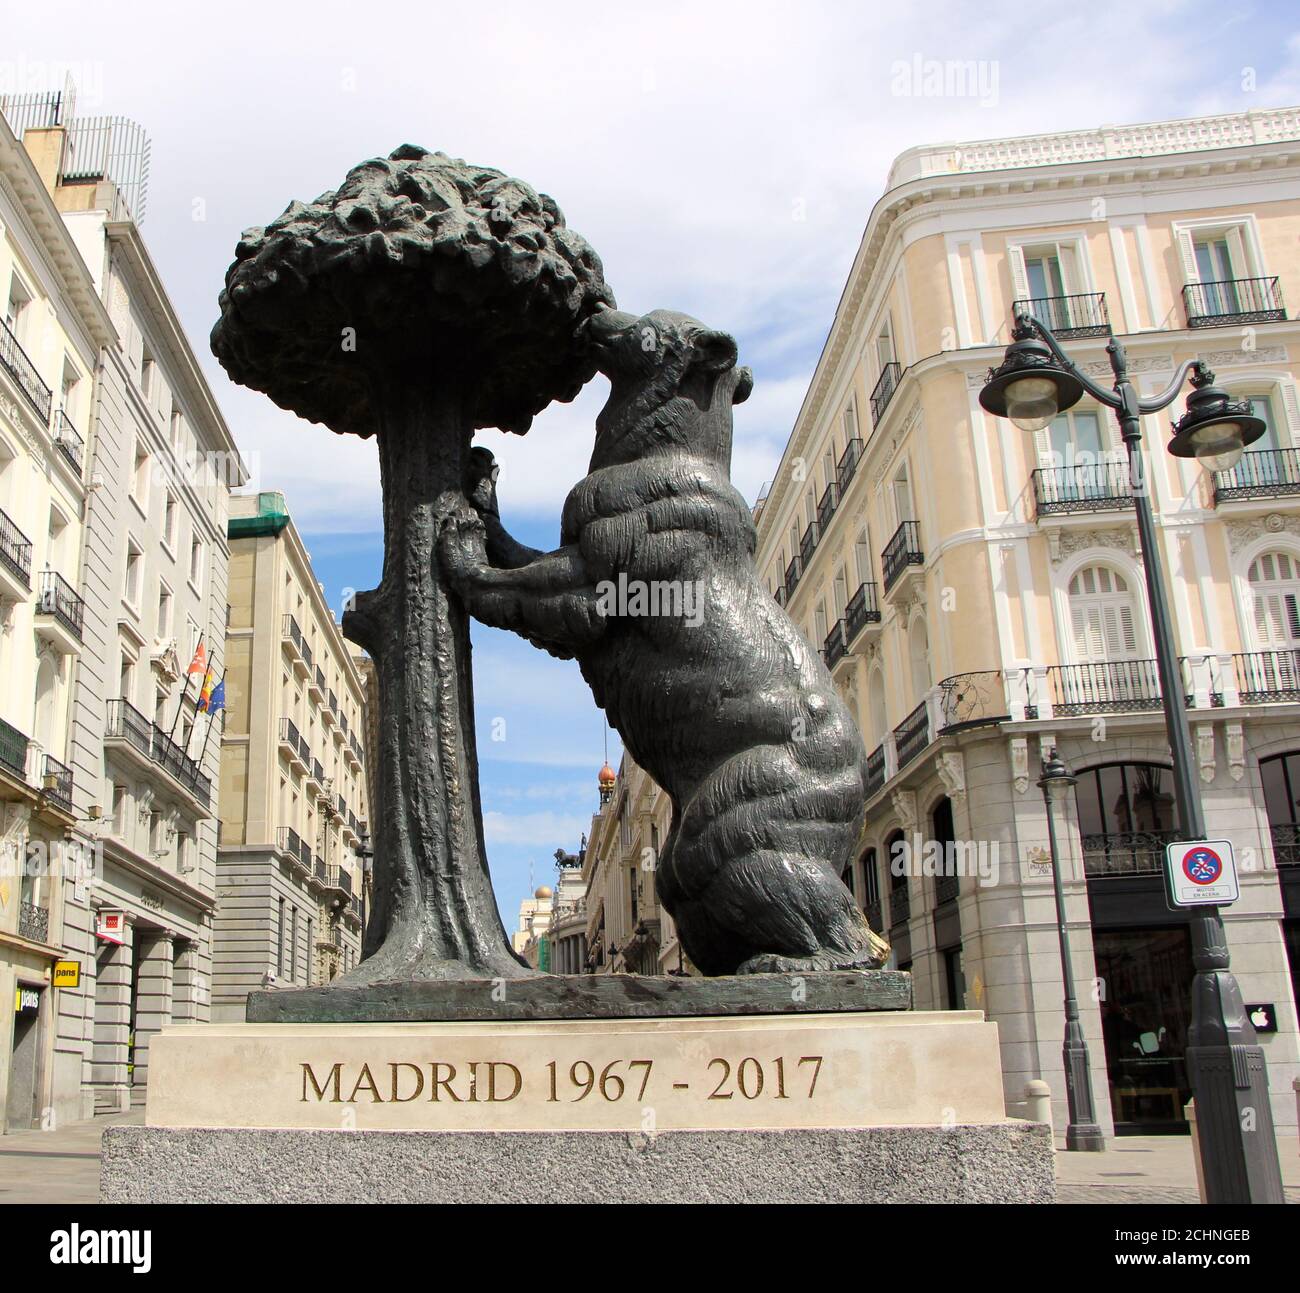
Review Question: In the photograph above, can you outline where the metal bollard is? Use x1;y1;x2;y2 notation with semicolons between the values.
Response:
1186;1099;1207;1203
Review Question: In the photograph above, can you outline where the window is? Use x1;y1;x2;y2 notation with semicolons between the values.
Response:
841;401;859;445
132;442;150;510
1068;565;1139;662
891;466;914;526
163;493;177;550
189;536;205;588
170;404;184;448
157;584;173;639
119;653;135;703
1046;408;1105;470
885;829;909;930
1073;762;1179;877
908;615;930;701
111;784;127;835
60;360;81;424
855;527;872;585
875;317;895;371
862;848;881;918
289;906;298;981
124;543;144;608
1260;752;1300;865
141;347;157;403
1248;551;1300;648
5;276;31;341
276;897;286;975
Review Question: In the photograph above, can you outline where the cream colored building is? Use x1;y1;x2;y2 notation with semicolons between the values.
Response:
0;109;111;1132
213;491;369;1016
753;106;1300;1145
512;885;554;969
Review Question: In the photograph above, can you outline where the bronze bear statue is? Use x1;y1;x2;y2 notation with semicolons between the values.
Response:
441;304;889;975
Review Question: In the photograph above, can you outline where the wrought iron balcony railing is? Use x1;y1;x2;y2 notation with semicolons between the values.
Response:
934;872;960;906
816;481;838;531
105;698;212;805
19;900;49;943
822;619;847;670
278;826;302;860
773;583;787;608
1234;649;1300;703
1047;660;1165;716
0;506;33;589
882;520;923;592
865;743;887;798
314;855;328;882
1183;276;1285;328
869;361;902;427
893;700;929;770
836;437;863;495
38;570;85;641
0;715;29;780
799;520;819;569
844;581;882;642
282;613;305;655
1212;448;1300;504
1012;291;1110;339
1032;460;1134;516
939;671;1010;733
1082;829;1180;878
1269;823;1300;868
53;410;84;474
889;883;910;929
0;317;53;422
42;753;72;812
783;554;802;602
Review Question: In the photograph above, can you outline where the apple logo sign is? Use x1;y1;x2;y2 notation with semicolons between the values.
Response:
1247;1004;1276;1033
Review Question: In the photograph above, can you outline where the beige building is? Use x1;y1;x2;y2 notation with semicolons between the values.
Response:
752;106;1300;1145
0;108;112;1132
212;491;369;1016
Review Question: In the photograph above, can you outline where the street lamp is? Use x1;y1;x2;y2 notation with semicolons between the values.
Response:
982;312;1284;1203
1038;750;1105;1152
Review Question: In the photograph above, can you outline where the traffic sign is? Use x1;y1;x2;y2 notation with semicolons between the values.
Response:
1166;839;1239;907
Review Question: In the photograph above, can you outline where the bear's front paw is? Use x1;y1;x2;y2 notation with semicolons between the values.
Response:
438;510;490;585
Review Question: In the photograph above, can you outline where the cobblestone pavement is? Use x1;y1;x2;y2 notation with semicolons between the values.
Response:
1;1116;1296;1203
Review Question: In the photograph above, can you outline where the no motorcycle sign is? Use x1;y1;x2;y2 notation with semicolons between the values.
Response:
1165;839;1240;907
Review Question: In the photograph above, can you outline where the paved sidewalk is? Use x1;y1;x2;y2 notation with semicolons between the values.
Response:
1;1116;1296;1203
1054;1133;1300;1203
0;1111;142;1204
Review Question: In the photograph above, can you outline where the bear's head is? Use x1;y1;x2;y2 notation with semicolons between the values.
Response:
579;305;753;470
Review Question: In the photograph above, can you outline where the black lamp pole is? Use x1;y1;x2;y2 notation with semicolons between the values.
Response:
982;315;1284;1204
1038;750;1106;1151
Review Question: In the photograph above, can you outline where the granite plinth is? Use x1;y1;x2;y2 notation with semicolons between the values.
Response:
244;970;911;1022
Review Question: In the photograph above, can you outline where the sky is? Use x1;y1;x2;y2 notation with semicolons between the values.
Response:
7;1;1300;927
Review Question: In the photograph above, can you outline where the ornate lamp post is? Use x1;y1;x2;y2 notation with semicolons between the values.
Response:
1038;750;1105;1152
981;313;1284;1203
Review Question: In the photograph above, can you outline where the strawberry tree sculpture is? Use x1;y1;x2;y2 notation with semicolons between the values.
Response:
212;146;613;982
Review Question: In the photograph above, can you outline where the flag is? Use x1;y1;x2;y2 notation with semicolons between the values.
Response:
186;642;207;677
197;667;216;712
205;679;226;717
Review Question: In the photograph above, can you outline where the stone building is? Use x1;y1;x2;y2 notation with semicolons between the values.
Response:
0;108;112;1131
3;91;246;1120
752;106;1300;1145
212;491;369;1017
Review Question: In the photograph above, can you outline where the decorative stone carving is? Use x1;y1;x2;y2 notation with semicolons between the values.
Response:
1225;514;1300;553
151;638;181;685
965;354;1173;389
1196;346;1287;369
936;750;966;801
1195;723;1216;784
1225;722;1245;782
1047;525;1142;565
1010;737;1030;795
891;788;919;836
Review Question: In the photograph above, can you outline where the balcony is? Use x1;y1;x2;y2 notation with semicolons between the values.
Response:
844;581;882;644
0;317;53;423
865;743;886;797
1183;276;1284;328
773;584;787;609
934;872;959;906
881;520;923;594
799;520;819;570
1269;824;1300;868
783;554;802;603
282;614;310;676
18;900;49;944
1032;460;1134;517
41;754;72;813
1235;649;1300;703
309;664;326;704
1212;448;1300;505
104;699;212;810
836;437;863;496
0;716;30;781
36;571;85;652
816;481;838;531
306;757;325;793
325;865;354;899
1082;830;1179;878
313;854;328;884
322;690;338;728
1012;292;1110;340
349;734;364;767
0;506;33;600
53;410;84;475
1046;661;1170;716
893;700;929;770
939;671;1011;734
869;361;902;428
822;619;848;670
278;717;310;771
276;826;313;872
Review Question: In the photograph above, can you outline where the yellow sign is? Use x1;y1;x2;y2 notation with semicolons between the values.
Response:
53;960;80;988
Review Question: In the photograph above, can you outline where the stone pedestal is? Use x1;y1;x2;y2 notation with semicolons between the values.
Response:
99;1006;1056;1202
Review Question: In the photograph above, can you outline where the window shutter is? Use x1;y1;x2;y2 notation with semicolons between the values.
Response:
1280;382;1300;450
1175;229;1200;284
1225;225;1249;278
1287;592;1300;643
1008;244;1030;307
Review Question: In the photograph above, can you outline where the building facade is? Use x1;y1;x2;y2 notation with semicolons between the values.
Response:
212;491;369;1018
0;111;113;1132
752;106;1300;1144
2;90;247;1122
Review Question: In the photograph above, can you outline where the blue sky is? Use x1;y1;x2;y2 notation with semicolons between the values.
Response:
10;0;1300;927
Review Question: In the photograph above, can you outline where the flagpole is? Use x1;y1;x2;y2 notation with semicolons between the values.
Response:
184;658;218;759
195;670;226;774
166;633;205;746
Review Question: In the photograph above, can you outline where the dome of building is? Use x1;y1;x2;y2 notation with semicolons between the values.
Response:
534;885;553;900
598;762;616;786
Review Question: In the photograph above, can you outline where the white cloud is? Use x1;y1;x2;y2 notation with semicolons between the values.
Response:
483;809;593;847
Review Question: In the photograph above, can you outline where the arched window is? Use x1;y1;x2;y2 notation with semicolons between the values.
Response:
931;796;957;906
1073;761;1178;877
884;829;909;930
1068;564;1139;662
1247;550;1300;647
861;848;881;930
34;654;58;753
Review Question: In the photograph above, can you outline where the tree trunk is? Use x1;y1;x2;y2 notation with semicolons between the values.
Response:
341;377;532;981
